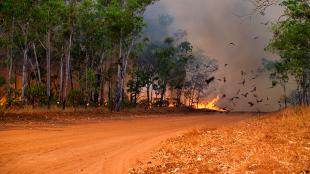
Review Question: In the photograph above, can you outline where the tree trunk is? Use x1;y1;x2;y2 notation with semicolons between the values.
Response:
7;18;14;106
63;32;73;110
99;79;105;107
150;84;153;105
146;84;150;107
114;32;124;112
160;83;166;107
22;45;29;103
7;49;13;106
46;30;51;109
59;52;64;103
283;84;287;108
70;66;74;90
176;89;182;107
114;34;135;111
32;43;41;83
108;79;112;111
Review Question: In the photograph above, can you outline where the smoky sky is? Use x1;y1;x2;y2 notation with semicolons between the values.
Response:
144;0;294;112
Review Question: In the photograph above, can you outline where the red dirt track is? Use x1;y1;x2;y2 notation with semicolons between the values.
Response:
0;113;251;174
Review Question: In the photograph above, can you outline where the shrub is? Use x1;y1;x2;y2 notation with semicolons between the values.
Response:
67;89;86;107
7;88;22;107
25;83;47;107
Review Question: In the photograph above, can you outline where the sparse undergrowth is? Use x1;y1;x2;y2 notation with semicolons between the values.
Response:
131;107;310;174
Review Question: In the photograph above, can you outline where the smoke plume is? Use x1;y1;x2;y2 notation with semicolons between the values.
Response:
144;0;294;111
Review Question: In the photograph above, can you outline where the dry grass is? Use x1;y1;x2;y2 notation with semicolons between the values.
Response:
131;107;310;174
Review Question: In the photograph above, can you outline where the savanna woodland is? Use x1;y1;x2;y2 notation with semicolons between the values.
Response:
0;0;220;112
0;0;310;174
0;0;309;111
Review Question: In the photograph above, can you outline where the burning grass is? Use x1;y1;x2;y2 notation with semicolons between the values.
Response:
130;107;310;173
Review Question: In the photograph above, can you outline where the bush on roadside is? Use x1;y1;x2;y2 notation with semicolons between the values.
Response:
25;84;47;107
67;89;86;107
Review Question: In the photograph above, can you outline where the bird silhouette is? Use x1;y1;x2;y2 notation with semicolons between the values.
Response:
224;64;228;67
248;102;255;107
206;77;215;84
253;36;259;40
253;94;258;98
229;42;236;46
256;99;263;103
242;92;249;98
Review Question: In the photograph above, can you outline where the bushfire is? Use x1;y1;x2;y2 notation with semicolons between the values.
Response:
194;96;226;112
0;96;6;107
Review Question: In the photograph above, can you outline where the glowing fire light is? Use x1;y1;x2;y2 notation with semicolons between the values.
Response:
194;95;226;112
0;96;6;106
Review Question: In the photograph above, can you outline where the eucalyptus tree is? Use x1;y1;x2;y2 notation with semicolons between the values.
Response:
76;0;111;105
169;41;193;106
34;0;65;108
0;1;15;105
105;0;158;111
62;1;77;109
267;0;310;105
0;0;39;103
136;42;158;106
154;37;176;105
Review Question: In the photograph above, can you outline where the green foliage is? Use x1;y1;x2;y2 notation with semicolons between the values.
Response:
0;0;160;110
6;88;22;107
67;89;86;107
127;69;149;104
25;84;47;106
266;0;310;105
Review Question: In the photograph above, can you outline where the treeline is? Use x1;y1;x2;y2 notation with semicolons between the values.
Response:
0;0;218;111
264;0;310;107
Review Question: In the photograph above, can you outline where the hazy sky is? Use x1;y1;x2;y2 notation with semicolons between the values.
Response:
144;0;293;112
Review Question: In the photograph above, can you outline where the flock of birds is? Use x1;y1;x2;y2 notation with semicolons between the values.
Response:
214;62;284;111
206;19;278;111
204;30;284;111
226;69;267;107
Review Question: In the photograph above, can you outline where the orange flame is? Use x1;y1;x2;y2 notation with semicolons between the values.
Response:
194;95;226;112
0;96;6;106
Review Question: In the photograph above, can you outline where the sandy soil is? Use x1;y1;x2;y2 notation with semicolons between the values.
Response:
0;113;251;174
131;108;310;174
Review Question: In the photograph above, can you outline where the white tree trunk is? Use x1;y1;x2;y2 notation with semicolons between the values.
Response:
22;46;29;103
114;30;123;111
32;43;41;83
7;18;14;105
63;32;73;109
46;30;51;108
59;52;64;102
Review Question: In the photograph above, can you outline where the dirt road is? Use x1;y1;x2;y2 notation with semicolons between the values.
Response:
0;113;251;174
